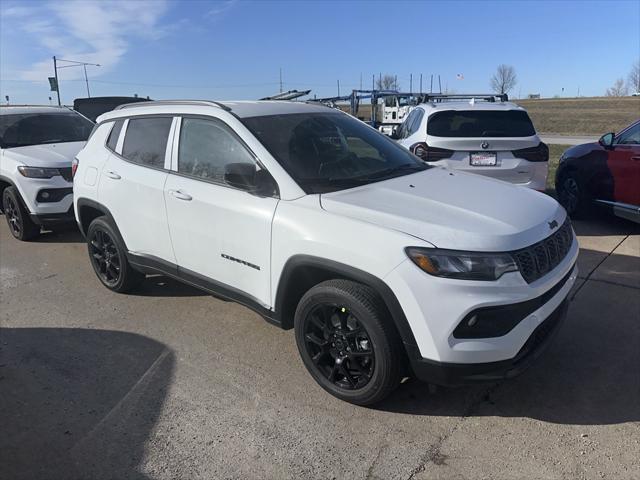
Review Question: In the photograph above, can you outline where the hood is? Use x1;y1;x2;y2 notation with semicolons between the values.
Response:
563;142;601;159
320;168;565;252
2;142;85;168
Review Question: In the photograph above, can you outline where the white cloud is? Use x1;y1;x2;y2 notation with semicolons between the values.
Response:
206;0;237;19
3;0;169;82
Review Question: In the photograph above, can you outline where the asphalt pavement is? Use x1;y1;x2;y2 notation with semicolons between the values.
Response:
1;215;638;480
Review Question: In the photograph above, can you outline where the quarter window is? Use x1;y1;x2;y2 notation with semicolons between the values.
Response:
122;117;172;168
407;109;424;135
177;117;256;182
106;119;124;152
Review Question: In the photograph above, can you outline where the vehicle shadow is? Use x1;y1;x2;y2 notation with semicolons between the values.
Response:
0;327;174;480
377;248;640;426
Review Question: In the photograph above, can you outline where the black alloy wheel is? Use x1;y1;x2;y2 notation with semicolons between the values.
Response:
303;304;375;390
3;193;22;238
2;187;40;240
294;279;402;405
559;176;580;214
89;228;121;287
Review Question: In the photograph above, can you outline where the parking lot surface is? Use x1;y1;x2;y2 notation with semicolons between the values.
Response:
1;216;639;480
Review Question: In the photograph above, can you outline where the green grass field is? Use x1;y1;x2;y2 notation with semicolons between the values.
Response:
514;97;639;135
547;144;571;193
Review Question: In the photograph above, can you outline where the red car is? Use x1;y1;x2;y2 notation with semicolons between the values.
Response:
555;119;640;223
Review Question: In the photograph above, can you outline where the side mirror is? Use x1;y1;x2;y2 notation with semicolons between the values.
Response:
224;162;278;197
389;127;400;140
224;162;257;190
599;132;615;149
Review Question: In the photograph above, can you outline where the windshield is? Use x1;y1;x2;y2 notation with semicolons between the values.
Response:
242;112;428;193
427;110;536;137
0;111;94;148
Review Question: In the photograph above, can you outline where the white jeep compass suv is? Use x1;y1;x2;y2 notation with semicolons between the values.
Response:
74;100;578;405
394;95;549;191
0;106;94;240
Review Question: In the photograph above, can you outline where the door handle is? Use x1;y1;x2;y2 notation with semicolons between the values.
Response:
631;156;640;161
169;189;192;201
104;171;121;180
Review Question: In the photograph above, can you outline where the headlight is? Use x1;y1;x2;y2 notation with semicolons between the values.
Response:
405;247;518;281
17;166;61;178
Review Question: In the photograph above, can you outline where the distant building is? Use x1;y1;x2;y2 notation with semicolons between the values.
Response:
527;93;541;99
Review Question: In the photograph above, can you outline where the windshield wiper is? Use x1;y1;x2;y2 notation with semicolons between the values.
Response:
360;163;426;181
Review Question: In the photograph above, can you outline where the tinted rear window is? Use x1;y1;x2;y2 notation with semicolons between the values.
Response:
0;112;94;148
427;110;536;137
106;120;124;151
122;117;172;168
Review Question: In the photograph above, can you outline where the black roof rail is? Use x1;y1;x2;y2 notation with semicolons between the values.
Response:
420;93;509;103
114;100;232;111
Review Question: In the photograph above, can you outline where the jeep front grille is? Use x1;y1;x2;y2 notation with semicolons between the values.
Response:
511;219;574;283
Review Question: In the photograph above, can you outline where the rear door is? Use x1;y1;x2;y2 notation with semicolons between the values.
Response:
99;116;176;263
164;115;278;307
609;122;640;206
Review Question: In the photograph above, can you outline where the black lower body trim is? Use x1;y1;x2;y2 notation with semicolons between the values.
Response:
126;252;282;327
408;298;569;386
30;206;75;226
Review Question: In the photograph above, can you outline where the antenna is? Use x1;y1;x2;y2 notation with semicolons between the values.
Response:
279;67;283;93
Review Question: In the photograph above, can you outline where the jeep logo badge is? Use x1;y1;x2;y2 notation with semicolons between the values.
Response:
548;220;558;229
481;141;489;150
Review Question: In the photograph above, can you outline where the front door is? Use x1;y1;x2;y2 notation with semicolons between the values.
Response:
164;116;278;307
609;122;640;206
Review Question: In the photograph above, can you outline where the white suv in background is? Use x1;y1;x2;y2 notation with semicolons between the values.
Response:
394;95;549;191
74;100;577;405
0;106;94;240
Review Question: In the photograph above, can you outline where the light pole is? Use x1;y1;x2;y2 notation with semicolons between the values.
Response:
52;57;101;104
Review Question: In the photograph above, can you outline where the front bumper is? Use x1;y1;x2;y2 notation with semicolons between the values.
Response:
385;236;579;365
407;298;569;385
30;206;75;226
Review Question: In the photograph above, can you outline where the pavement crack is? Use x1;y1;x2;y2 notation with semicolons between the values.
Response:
572;234;628;299
365;442;388;480
405;382;502;480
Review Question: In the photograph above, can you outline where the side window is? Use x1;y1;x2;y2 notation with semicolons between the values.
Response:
178;117;256;182
408;109;424;136
106;119;123;152
616;123;640;145
122;117;172;168
400;110;416;139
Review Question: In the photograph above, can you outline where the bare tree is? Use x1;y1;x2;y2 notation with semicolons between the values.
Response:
605;78;628;97
376;74;399;91
629;60;640;93
490;65;517;94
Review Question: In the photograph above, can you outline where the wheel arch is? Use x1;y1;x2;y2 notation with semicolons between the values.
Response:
0;175;13;211
0;175;29;212
76;198;128;249
274;255;418;355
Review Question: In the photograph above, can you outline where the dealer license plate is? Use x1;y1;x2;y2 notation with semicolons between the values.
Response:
470;152;497;166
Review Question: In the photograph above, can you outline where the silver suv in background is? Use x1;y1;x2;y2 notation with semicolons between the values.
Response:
0;106;94;240
394;95;548;191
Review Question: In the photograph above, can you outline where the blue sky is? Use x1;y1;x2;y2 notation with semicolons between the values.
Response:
1;0;639;104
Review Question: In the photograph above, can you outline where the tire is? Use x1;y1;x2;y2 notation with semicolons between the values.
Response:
2;186;40;240
556;170;590;218
86;216;144;293
294;279;402;405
